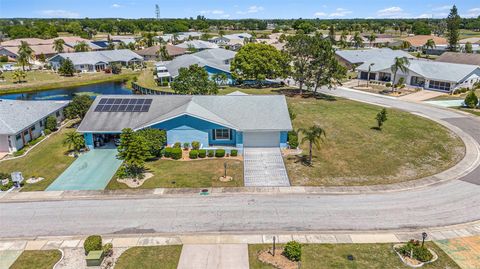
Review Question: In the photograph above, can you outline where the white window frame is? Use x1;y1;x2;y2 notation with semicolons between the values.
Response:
214;129;230;140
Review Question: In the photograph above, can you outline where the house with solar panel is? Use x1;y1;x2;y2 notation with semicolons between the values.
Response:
48;49;143;72
77;94;292;152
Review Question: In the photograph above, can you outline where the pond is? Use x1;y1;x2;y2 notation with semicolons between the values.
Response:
0;81;133;100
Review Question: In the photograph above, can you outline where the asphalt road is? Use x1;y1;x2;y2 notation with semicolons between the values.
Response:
1;87;480;238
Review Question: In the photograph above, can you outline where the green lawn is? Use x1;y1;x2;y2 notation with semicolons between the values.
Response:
249;243;460;269
457;107;480;116
428;89;480;101
10;250;62;269
285;96;465;186
114;246;182;269
106;158;243;189
0;69;139;94
0;123;77;191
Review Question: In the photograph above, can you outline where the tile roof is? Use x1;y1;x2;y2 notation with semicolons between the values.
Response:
402;35;447;47
0;99;69;134
77;95;292;133
436;52;480;66
136;44;187;57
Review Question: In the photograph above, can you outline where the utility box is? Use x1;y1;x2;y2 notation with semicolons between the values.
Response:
86;250;104;267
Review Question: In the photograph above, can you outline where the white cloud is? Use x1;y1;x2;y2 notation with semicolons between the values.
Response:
464;8;480;18
237;5;264;15
377;6;407;18
38;9;80;18
111;4;122;8
314;8;352;18
200;9;224;15
417;13;433;18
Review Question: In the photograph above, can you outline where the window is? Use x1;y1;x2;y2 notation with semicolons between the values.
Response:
429;80;451;91
214;129;230;140
56;111;60;117
16;134;21;140
39;120;43;127
31;125;36;131
23;130;29;136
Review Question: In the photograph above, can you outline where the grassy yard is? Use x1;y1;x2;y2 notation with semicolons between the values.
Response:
428;89;480;101
10;250;62;269
457;107;480;116
114;245;182;269
0;69;139;94
0;123;77;191
248;243;460;269
286;96;465;186
106;158;243;189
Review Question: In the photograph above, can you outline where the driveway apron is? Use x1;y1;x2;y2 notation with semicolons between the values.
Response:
244;147;290;187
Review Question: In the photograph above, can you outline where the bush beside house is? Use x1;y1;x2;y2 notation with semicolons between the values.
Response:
84;235;102;255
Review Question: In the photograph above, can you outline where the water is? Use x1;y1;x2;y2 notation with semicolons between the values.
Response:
0;81;133;100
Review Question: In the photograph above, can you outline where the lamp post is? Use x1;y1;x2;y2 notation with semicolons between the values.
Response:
422;232;428;247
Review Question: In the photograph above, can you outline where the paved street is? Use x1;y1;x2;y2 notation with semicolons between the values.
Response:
1;87;480;238
244;147;290;187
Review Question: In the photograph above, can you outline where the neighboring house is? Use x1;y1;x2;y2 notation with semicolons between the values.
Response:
0;99;68;153
436;52;480;66
158;32;202;43
48;49;143;72
78;95;292;152
136;44;187;61
401;35;448;54
335;48;413;70
162;48;236;84
0;37;84;60
175;40;219;50
210;33;252;51
356;58;480;93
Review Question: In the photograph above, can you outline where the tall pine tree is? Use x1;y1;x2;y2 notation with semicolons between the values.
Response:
446;5;461;52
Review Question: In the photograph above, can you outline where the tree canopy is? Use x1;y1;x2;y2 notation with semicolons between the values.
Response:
65;95;93;119
171;64;218;95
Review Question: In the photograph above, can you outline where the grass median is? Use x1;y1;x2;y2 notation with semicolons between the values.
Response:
115;245;182;269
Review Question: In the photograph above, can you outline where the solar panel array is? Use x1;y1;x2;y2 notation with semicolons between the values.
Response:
94;98;153;112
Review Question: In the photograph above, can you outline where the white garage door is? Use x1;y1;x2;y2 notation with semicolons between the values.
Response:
243;132;280;148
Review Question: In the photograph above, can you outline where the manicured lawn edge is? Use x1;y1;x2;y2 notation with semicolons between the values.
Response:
114;245;182;269
10;250;62;269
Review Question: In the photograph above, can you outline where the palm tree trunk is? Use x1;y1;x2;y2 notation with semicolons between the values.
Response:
309;142;313;165
299;80;303;96
392;73;396;92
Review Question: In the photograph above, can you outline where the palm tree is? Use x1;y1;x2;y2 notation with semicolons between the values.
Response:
368;33;377;47
424;39;436;51
299;125;326;165
12;69;26;83
53;39;65;53
74;41;89;52
351;32;364;49
400;40;411;50
390;57;410;92
212;73;228;85
156;44;171;61
339;31;348;48
17;41;34;71
63;131;85;153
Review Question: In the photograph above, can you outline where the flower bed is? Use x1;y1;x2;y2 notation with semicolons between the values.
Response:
393;240;438;268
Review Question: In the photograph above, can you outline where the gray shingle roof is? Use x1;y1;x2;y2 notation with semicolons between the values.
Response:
165;48;236;77
49;49;143;66
77;95;292;133
335;48;412;65
0;99;69;134
175;40;219;50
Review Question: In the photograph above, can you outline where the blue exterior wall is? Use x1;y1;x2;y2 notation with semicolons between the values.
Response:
149;115;236;147
235;132;243;148
280;131;288;148
84;133;94;149
205;65;234;85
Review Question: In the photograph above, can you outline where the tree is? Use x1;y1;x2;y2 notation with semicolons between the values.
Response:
45;115;58;131
111;63;122;74
308;35;347;93
136;128;167;157
230;43;290;85
65;95;93;119
328;25;336;44
351;32;364;49
156;44;171;61
390;57;410;91
117;128;152;176
63;132;85;153
465;42;473;53
368;33;377;47
37;53;46;63
338;31;348;48
211;73;228;86
299;125;326;165
171;64;218;95
464;91;478;109
17;41;34;71
53;39;65;53
375;108;388;130
74;41;89;52
446;5;461;52
284;33;313;94
424;39;436;50
412;21;432;35
58;58;75;76
400;40;412;50
12;70;26;83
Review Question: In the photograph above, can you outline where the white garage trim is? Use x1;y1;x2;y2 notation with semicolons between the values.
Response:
243;132;280;148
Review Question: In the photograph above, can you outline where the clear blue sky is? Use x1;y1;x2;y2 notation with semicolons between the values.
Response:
0;0;479;19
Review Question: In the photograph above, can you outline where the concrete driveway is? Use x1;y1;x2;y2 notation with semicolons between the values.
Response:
244;147;290;187
178;244;248;269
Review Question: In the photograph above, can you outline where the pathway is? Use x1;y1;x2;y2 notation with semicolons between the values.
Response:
244;147;290;187
178;244;249;269
398;89;445;102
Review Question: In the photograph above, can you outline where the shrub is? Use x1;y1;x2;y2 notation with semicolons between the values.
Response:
171;148;182;160
102;243;113;257
189;150;198;159
45;115;58;131
465;91;478;108
231;149;238;156
191;141;200;150
198;149;207;158
207;150;215;157
283;241;302;262
386;82;392;87
398;240;433;263
288;130;299;148
44;129;52;136
215;149;225;157
84;235;102;255
164;147;173;158
173;142;181;148
183;142;190;150
0;55;8;62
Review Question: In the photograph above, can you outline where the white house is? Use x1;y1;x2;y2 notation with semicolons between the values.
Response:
48;49;143;72
0;99;68;154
